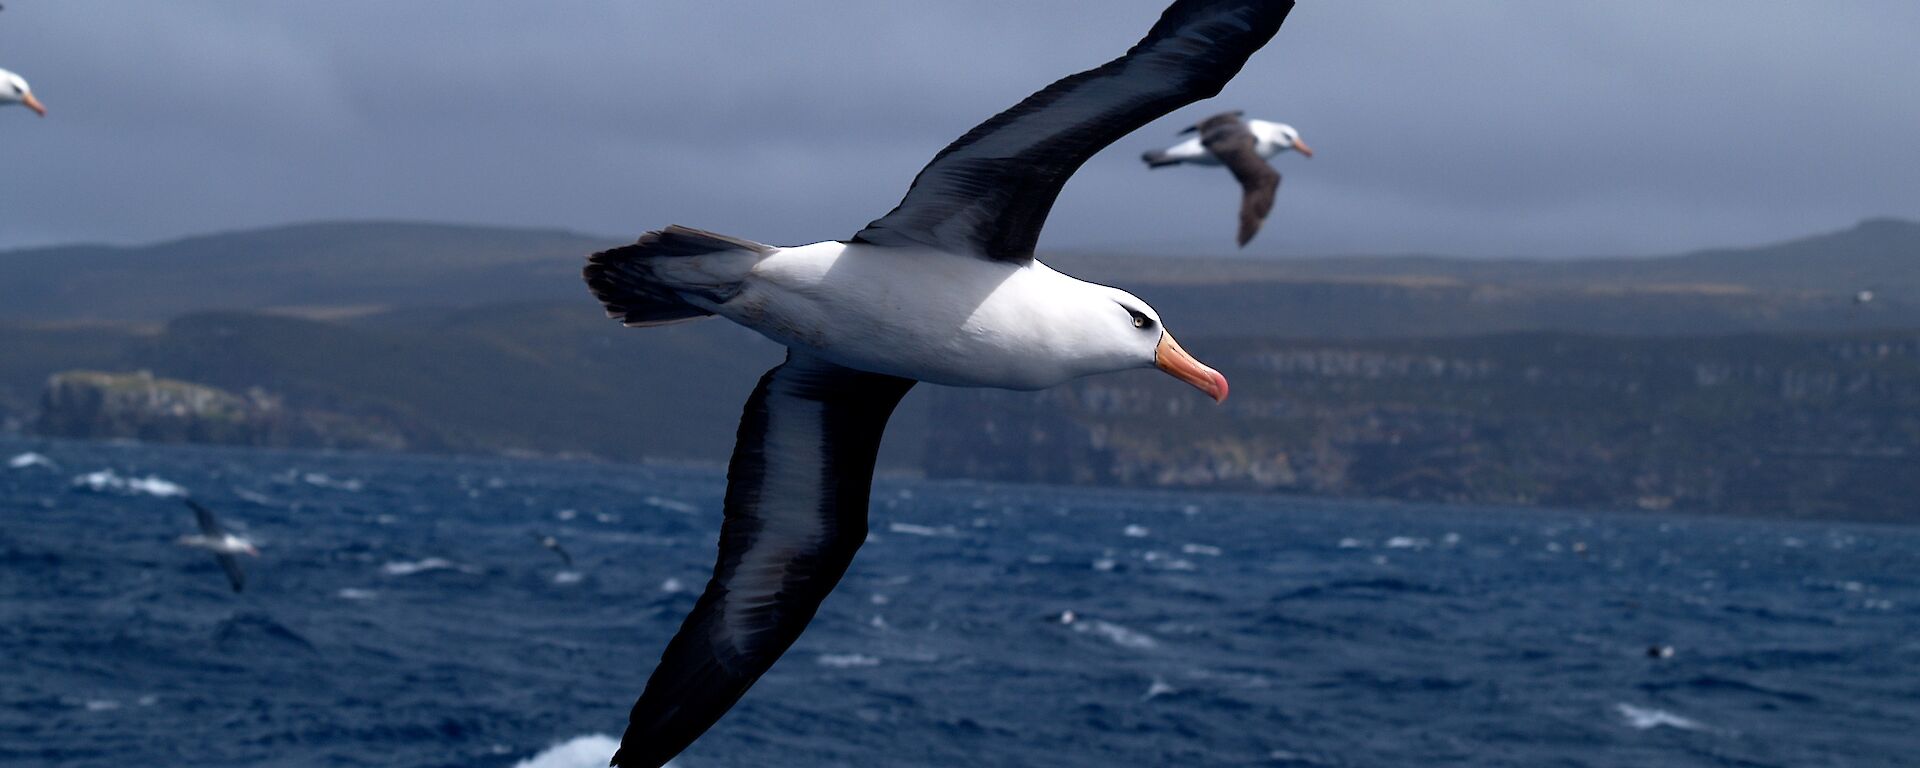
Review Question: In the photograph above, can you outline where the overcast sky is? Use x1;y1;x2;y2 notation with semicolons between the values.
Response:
2;1;1917;257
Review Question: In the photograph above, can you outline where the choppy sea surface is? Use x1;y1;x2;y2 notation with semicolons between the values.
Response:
2;437;1916;768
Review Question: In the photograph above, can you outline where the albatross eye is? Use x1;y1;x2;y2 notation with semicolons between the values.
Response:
1124;308;1154;330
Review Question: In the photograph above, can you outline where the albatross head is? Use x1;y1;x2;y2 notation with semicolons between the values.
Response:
1;71;45;117
1081;286;1229;403
1255;121;1311;158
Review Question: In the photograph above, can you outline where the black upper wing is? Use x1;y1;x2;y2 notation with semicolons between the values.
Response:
186;498;223;538
1199;114;1281;247
185;499;247;592
214;552;247;593
851;0;1295;262
612;353;915;768
1181;109;1246;135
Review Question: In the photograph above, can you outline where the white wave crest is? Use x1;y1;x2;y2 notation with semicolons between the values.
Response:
8;452;56;470
644;496;700;514
1616;703;1705;731
816;653;882;669
71;469;187;498
380;558;469;576
299;472;364;491
1075;619;1158;650
512;734;629;768
887;522;957;537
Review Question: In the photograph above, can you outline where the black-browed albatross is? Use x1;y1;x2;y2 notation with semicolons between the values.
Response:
1143;110;1312;246
176;498;257;593
582;2;1293;765
0;67;46;117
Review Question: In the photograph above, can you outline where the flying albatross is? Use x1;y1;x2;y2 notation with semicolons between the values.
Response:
1143;111;1311;246
176;498;258;593
534;533;576;569
1;68;46;117
582;1;1293;765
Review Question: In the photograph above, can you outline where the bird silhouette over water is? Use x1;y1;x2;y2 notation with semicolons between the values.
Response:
533;533;575;569
177;499;258;593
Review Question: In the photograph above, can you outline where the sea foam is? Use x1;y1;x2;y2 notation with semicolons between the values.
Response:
512;734;631;768
1616;703;1705;731
71;469;187;498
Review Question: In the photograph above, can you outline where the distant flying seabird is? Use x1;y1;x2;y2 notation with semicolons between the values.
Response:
0;68;46;117
581;2;1291;765
1143;111;1310;246
177;499;258;593
535;533;575;569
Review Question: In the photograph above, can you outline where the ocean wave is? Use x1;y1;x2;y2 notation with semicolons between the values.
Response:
380;558;472;576
817;653;882;669
1139;678;1177;701
888;522;959;538
512;734;626;768
644;496;700;515
300;472;364;492
1074;619;1158;650
8;452;56;470
1615;703;1705;731
70;469;187;498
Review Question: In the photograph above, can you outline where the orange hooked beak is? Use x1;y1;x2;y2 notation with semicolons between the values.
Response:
1292;138;1313;158
1155;333;1229;403
21;92;45;117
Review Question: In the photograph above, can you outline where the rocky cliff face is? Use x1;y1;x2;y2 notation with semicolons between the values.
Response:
925;334;1920;522
35;371;417;451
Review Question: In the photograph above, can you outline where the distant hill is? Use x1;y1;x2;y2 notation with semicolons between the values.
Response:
5;217;1920;521
4;218;1918;332
1052;217;1920;296
0;222;611;323
9;308;1917;521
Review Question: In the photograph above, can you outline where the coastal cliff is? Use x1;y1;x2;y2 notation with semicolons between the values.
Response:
925;334;1920;522
35;370;421;452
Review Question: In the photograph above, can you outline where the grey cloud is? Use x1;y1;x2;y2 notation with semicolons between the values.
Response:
1;1;1916;256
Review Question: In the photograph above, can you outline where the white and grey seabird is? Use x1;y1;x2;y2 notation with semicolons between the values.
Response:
534;533;575;569
579;2;1293;765
176;499;258;593
0;68;46;116
1143;110;1311;246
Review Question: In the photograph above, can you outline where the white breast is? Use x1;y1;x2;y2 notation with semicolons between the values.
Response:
713;242;1124;390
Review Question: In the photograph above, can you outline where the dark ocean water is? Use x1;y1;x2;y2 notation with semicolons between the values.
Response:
2;437;1915;768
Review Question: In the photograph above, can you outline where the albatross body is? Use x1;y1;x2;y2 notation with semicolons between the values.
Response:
1144;111;1312;246
0;68;46;116
580;2;1294;765
1143;114;1310;169
618;239;1221;393
176;499;257;593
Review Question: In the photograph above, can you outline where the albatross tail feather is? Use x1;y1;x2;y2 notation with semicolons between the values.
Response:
584;226;774;327
1142;149;1182;168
